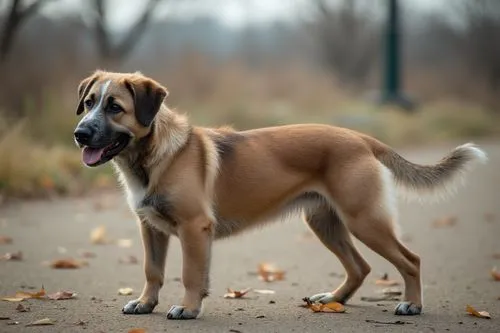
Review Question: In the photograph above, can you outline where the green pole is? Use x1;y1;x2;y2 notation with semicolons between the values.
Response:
380;0;415;111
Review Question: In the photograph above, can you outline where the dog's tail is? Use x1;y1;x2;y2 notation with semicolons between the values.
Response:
366;137;487;202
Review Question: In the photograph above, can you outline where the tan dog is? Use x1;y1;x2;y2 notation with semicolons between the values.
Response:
73;70;487;320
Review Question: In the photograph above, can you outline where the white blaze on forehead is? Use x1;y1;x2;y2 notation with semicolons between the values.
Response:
81;80;112;122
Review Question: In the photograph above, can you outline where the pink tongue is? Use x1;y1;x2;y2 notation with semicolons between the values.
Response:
82;147;105;165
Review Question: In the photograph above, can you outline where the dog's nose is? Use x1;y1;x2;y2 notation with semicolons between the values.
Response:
74;127;93;145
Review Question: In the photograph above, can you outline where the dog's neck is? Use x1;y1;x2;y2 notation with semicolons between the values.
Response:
114;105;191;187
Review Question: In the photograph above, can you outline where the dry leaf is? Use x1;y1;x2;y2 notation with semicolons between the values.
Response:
254;289;276;295
2;297;25;302
375;273;400;286
302;298;345;313
57;246;67;254
90;225;108;245
0;316;10;320
118;288;133;296
119;255;139;265
258;263;286;282
78;250;96;259
0;235;12;244
466;305;491;319
224;288;252;299
26;318;54;326
47;291;77;300
0;251;23;261
2;286;46;302
50;258;86;269
381;287;402;296
117;239;133;248
491;267;500;281
128;329;146;333
360;295;400;302
16;303;30;312
432;216;457;228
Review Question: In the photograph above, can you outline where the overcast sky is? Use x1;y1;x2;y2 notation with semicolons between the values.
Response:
40;0;449;29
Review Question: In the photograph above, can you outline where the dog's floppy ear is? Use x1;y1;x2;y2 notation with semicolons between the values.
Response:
76;73;99;115
124;77;168;127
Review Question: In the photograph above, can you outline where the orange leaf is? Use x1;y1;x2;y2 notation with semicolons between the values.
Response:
466;305;491;319
302;298;345;313
491;267;500;281
224;288;251;299
50;258;86;269
375;273;400;286
3;286;45;302
0;236;12;244
128;329;146;333
432;216;457;228
258;263;286;282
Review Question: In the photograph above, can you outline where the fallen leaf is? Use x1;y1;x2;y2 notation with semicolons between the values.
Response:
375;273;400;286
117;239;133;248
90;225;109;245
128;329;146;333
258;263;286;282
118;288;133;296
0;316;10;320
47;291;77;300
16;303;30;312
3;286;46;302
491;267;500;281
25;318;54;326
74;320;86;326
224;288;251;299
78;250;96;259
119;255;139;265
254;289;276;295
2;297;25;302
466;305;491;319
50;258;86;269
302;298;345;313
360;295;400;302
365;319;411;325
381;287;402;296
432;215;457;228
57;246;67;254
0;251;23;261
0;236;12;244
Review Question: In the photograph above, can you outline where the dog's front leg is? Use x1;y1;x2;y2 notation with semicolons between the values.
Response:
167;216;213;320
123;219;169;314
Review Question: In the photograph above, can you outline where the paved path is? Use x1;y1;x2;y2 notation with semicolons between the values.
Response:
0;142;499;332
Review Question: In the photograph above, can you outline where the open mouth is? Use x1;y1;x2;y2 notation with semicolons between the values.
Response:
81;133;131;167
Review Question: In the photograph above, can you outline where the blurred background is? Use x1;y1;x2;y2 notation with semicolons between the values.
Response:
0;0;499;200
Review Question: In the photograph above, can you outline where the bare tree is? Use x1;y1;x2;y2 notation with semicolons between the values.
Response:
460;0;500;92
309;0;381;88
89;0;163;64
0;0;54;62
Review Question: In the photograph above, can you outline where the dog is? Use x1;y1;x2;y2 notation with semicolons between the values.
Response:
73;70;487;320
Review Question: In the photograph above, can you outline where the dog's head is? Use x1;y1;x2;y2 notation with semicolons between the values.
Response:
73;70;168;167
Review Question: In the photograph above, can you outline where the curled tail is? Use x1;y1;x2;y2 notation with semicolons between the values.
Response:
366;139;487;201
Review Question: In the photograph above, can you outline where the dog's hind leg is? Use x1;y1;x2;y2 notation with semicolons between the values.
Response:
304;204;371;304
123;219;169;314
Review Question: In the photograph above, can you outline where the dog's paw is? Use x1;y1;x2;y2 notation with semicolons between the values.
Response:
307;292;344;304
122;299;156;314
166;305;199;320
394;302;422;315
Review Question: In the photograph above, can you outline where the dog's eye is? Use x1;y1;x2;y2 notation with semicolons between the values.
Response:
108;103;123;113
84;99;94;109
